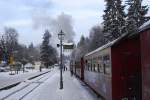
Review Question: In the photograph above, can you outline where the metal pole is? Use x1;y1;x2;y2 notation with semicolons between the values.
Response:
60;36;63;89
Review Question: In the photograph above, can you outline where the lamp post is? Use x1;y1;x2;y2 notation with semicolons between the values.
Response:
58;30;65;89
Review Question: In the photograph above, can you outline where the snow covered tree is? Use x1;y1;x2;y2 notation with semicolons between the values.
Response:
15;44;29;65
103;0;114;39
40;30;58;68
126;17;138;35
47;45;58;66
103;0;126;41
89;26;106;51
27;43;40;63
0;36;7;63
40;30;51;68
77;35;86;48
126;0;150;34
3;27;19;64
72;35;88;60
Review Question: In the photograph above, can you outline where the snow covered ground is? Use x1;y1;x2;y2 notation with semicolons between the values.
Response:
0;68;101;100
0;69;50;90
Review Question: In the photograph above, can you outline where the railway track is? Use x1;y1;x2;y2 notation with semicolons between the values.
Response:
0;71;53;100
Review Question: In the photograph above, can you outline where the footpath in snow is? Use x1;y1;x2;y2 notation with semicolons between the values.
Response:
22;69;101;100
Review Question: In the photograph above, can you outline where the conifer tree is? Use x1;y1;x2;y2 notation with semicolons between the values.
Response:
103;0;114;40
89;26;106;51
126;0;150;34
103;0;126;41
40;30;51;68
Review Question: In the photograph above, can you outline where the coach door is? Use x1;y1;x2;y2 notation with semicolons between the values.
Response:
122;52;141;100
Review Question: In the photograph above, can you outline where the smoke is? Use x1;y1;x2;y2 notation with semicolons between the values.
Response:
32;12;76;47
56;13;75;42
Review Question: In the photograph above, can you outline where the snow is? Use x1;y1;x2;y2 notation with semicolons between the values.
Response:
0;68;101;100
63;42;74;45
0;69;54;100
23;70;100;100
0;69;50;90
86;20;150;57
139;20;150;32
85;33;127;57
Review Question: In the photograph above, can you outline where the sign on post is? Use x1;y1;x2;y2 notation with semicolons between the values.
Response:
63;43;74;50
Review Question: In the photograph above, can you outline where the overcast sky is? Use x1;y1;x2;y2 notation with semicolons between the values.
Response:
0;0;149;46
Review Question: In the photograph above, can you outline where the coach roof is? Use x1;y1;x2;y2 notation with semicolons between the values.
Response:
85;33;127;57
139;20;150;32
85;20;150;57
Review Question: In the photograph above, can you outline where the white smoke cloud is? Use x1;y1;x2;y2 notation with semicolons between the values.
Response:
32;12;76;47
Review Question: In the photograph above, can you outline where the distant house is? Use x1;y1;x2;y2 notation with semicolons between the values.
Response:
34;61;41;70
24;63;34;70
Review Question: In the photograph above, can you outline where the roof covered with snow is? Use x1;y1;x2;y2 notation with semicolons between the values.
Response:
85;20;150;57
63;42;74;45
85;33;127;57
139;20;150;32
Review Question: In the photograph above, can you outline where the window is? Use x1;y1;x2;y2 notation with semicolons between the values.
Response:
88;63;90;70
99;56;104;73
93;64;96;71
99;64;104;73
86;59;90;71
90;59;92;71
103;55;111;74
85;60;88;70
97;64;100;72
90;60;92;71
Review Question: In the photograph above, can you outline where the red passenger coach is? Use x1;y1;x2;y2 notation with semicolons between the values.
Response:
140;20;150;100
84;33;142;100
70;20;150;100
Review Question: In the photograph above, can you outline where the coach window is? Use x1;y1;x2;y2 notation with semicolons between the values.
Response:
95;64;98;72
85;61;87;70
90;59;92;71
91;63;92;71
99;64;103;73
99;56;103;73
89;60;91;71
97;64;100;72
85;60;88;70
88;61;90;71
96;58;98;72
86;66;87;70
93;64;96;71
95;63;98;72
85;63;87;70
97;57;100;72
87;63;88;70
94;58;97;71
103;55;111;74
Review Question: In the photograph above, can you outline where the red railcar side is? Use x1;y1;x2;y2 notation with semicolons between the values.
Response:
80;57;84;80
70;21;150;100
140;28;150;100
111;35;141;100
83;34;142;100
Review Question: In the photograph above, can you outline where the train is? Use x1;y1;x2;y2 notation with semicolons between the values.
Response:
70;20;150;100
